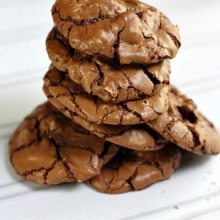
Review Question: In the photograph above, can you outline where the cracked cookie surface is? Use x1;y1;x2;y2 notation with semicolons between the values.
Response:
90;144;181;194
43;65;169;125
52;0;180;65
9;102;118;185
44;92;168;151
148;87;220;155
46;27;171;103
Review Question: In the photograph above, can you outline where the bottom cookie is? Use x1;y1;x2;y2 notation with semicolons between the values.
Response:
89;145;181;194
9;102;118;185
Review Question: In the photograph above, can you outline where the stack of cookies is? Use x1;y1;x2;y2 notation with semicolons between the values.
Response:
9;0;220;194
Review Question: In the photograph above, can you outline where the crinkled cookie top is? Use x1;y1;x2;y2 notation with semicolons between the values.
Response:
9;102;118;185
52;0;181;65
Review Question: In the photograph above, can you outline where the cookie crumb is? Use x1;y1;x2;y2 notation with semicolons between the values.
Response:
173;205;179;209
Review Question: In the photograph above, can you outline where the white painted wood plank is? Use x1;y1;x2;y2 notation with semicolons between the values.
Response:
0;80;45;126
0;1;53;33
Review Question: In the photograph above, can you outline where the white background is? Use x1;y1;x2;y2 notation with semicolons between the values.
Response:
0;0;220;219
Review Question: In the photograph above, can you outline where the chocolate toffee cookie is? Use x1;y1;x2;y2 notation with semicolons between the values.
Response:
52;0;180;65
90;145;181;194
9;103;119;185
44;93;167;151
43;66;169;125
46;28;171;103
148;87;220;155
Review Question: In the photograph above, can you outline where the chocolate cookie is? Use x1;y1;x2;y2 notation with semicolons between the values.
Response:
90;145;181;194
148;87;220;155
46;28;171;103
9;102;119;185
52;0;180;65
43;66;169;125
44;93;167;151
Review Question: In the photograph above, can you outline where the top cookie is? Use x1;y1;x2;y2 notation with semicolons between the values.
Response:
148;87;220;155
52;0;181;65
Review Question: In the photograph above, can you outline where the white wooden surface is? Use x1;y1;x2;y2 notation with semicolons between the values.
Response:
0;0;220;219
